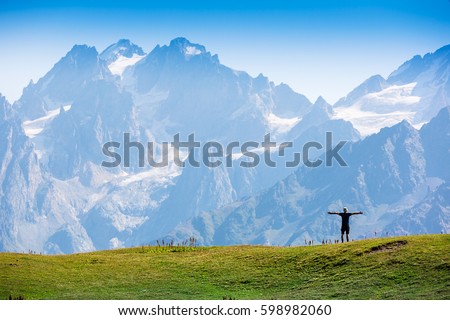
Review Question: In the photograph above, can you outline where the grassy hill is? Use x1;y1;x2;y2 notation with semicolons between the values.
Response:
1;235;449;299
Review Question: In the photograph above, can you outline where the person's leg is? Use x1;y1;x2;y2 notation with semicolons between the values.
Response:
345;226;350;242
340;231;344;243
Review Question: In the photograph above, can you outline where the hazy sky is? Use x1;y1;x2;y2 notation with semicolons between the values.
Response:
1;0;450;104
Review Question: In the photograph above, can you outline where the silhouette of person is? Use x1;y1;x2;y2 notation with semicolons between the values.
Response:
327;207;363;242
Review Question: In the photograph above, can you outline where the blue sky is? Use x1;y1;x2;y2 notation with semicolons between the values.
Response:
1;0;450;104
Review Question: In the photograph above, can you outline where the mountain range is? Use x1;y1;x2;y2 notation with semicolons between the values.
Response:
0;38;448;253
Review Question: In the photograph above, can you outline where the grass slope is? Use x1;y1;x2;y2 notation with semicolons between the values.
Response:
1;235;449;299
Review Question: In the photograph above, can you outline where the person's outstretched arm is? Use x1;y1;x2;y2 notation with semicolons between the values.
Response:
350;211;363;215
327;211;339;214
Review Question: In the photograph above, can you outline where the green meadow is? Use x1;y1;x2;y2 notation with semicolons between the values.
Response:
1;235;449;299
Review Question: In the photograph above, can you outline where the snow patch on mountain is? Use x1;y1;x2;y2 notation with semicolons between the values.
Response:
22;105;72;138
108;54;146;76
185;46;202;57
334;45;450;136
332;108;416;137
99;39;145;64
332;83;421;136
363;82;421;108
110;212;148;233
118;165;182;187
265;113;301;134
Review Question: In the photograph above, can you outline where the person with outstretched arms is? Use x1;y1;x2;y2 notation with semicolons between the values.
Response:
327;207;363;242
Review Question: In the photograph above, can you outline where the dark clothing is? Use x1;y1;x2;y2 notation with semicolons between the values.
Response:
341;224;350;234
327;209;362;242
338;212;352;229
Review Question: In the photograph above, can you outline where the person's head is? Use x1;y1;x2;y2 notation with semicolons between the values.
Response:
343;207;348;213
